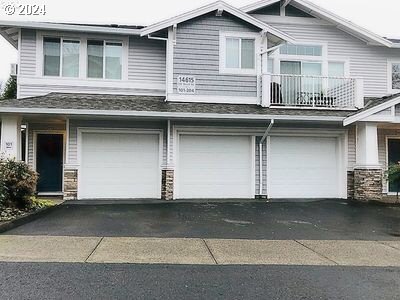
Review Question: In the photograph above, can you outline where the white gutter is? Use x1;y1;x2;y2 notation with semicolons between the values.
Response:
259;119;274;196
147;34;168;42
0;107;346;122
0;20;142;35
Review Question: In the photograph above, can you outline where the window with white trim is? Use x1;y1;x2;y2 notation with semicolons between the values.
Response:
390;62;400;91
87;40;123;79
280;44;323;57
220;33;257;75
43;37;80;77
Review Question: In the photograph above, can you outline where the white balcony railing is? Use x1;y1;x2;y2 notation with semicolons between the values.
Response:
261;73;364;109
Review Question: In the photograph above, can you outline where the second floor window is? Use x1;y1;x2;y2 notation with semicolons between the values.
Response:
87;40;122;80
225;37;255;70
43;37;80;77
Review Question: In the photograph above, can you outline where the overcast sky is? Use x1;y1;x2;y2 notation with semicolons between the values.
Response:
0;0;399;86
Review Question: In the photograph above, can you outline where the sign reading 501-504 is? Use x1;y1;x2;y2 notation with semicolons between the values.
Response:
177;75;196;94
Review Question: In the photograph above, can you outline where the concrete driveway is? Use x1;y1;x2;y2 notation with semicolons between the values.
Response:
3;200;400;240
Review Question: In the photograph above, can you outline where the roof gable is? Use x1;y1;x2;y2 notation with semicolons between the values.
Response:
343;94;400;125
242;0;393;47
141;1;295;43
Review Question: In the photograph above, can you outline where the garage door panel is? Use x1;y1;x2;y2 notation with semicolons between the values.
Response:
178;135;253;199
270;136;340;199
80;132;160;199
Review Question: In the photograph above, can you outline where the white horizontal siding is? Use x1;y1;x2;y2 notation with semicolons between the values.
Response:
128;36;166;84
18;84;164;99
347;125;356;170
255;137;267;195
19;29;36;77
258;21;400;98
18;30;166;98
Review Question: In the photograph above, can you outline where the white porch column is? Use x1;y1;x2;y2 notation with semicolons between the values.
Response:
354;122;382;202
0;115;22;160
355;122;380;168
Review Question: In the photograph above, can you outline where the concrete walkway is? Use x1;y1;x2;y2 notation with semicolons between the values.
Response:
1;235;400;266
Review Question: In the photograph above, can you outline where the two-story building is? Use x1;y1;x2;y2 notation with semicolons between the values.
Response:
0;0;399;202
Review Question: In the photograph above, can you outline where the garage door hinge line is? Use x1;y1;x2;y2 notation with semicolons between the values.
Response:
259;119;274;196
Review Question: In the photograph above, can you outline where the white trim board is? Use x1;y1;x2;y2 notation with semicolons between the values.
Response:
343;95;400;126
219;31;261;76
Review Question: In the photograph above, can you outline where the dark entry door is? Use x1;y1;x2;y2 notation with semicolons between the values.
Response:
36;134;63;193
388;138;400;193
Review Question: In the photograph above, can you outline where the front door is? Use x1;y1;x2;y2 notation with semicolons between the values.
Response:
388;138;400;193
36;134;63;193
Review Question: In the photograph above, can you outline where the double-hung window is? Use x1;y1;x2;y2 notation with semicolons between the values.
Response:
43;37;80;77
87;40;123;79
220;33;256;74
390;62;400;91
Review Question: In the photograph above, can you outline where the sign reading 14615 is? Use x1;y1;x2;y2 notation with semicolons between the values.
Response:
177;75;196;94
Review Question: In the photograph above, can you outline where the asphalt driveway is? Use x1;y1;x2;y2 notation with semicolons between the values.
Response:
3;200;400;240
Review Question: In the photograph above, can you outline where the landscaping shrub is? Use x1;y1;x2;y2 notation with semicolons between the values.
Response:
0;175;6;205
0;157;38;208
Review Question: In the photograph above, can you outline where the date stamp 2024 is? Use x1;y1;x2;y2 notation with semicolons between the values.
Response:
1;1;46;15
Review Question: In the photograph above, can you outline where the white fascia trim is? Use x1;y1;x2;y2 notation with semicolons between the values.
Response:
343;95;400;126
168;94;259;104
0;107;345;122
242;0;393;47
0;20;142;36
140;1;295;44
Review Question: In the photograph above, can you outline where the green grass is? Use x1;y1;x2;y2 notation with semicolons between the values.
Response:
30;198;56;209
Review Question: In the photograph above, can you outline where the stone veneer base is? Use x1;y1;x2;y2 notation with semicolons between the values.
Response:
161;169;174;201
64;169;78;200
354;168;383;202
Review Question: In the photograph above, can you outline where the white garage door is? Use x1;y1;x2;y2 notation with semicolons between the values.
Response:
79;132;160;199
177;135;253;199
269;136;340;199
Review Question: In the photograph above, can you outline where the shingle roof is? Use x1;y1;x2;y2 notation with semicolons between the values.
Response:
0;93;354;119
347;92;400;116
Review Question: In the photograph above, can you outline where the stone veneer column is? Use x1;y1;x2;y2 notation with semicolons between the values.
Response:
64;169;78;200
161;169;174;201
347;171;355;199
353;123;383;202
354;168;382;202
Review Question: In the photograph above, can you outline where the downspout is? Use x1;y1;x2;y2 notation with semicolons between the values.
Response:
259;119;275;196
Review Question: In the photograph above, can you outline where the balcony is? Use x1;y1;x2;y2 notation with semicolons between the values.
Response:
262;74;364;110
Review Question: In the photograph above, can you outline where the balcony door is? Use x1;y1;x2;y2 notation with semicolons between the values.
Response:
280;61;322;105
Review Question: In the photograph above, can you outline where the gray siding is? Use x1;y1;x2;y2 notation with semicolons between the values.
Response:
252;19;400;98
19;29;36;77
128;36;166;84
173;13;258;97
27;122;66;168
